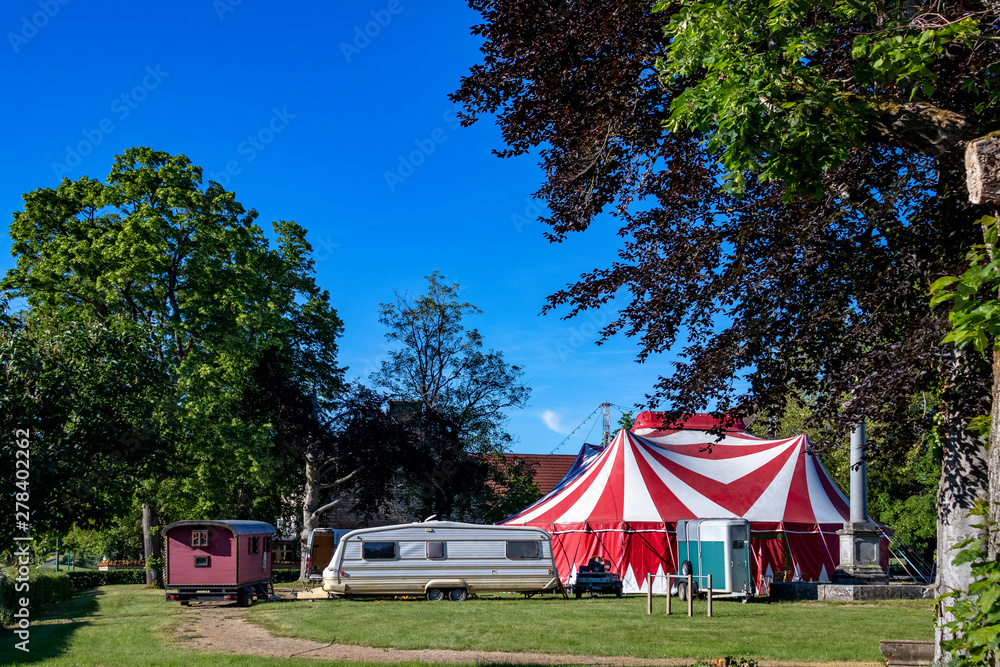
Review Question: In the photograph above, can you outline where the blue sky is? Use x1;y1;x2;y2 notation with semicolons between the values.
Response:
1;0;674;454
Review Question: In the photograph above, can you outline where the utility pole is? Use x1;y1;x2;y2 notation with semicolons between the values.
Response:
601;402;612;447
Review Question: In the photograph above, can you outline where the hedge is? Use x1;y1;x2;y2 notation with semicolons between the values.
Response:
66;569;147;589
1;572;75;626
272;568;302;584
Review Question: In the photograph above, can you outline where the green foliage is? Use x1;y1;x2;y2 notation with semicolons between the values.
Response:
931;216;1000;355
939;500;1000;665
851;19;980;100
271;568;301;584
656;0;862;196
0;571;75;625
61;515;143;561
653;0;996;196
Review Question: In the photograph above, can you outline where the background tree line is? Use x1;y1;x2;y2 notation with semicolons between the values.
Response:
0;148;535;583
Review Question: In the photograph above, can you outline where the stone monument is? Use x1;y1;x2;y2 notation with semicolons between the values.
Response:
833;422;889;583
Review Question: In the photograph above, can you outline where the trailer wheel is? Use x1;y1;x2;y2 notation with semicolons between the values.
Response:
680;560;693;576
677;581;699;601
426;588;445;602
180;601;190;607
575;588;582;599
447;588;467;602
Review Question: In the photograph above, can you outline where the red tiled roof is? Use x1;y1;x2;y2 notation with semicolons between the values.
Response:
507;454;578;495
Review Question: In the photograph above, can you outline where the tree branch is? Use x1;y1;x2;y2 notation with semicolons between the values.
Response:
858;96;997;159
309;497;344;521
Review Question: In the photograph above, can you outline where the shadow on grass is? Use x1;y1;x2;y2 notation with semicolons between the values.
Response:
0;619;90;664
0;588;101;664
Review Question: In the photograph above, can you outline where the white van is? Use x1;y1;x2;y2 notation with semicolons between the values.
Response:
322;520;560;601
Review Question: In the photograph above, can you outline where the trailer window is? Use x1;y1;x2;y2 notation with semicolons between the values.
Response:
506;541;540;559
426;541;445;559
194;556;210;567
362;541;397;560
191;530;209;548
249;536;260;555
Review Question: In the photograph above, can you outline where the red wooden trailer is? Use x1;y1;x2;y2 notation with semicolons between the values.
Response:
163;519;276;606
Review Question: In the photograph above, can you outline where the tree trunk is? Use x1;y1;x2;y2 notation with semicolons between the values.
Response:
142;502;162;587
299;457;321;583
935;347;990;663
989;348;1000;562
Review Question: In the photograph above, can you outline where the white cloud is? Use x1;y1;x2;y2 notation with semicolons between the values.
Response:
542;410;569;434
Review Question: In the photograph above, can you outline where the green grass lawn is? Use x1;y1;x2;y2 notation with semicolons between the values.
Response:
245;592;934;663
0;584;933;665
0;585;431;667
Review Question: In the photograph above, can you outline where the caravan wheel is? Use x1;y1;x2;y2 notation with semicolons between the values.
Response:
426;588;445;602
448;588;467;602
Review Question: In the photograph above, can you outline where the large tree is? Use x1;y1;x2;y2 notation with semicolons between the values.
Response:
372;272;531;519
2;147;345;583
452;0;997;657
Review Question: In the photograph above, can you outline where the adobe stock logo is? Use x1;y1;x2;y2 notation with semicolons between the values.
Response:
51;65;169;178
208;107;296;186
340;0;405;63
384;106;462;192
7;0;70;54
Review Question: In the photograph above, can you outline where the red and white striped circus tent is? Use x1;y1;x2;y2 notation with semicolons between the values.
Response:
501;414;859;594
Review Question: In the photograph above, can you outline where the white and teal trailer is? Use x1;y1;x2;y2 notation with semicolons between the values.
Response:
322;520;561;601
675;518;754;601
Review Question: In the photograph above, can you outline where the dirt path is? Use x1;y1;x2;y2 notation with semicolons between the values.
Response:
172;605;882;667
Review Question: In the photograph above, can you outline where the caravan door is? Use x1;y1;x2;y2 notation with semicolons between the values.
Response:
306;529;350;582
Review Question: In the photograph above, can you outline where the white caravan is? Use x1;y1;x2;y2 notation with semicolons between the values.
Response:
322;520;560;601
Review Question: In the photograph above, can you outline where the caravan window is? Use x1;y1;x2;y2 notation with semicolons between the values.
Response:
426;541;445;559
506;541;540;559
362;541;397;560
